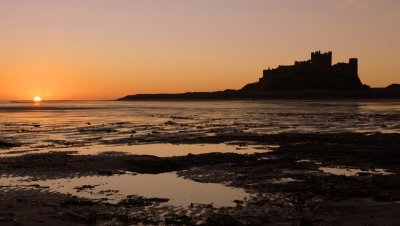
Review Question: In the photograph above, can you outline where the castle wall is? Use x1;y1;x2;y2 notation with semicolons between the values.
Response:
255;51;363;91
311;51;332;70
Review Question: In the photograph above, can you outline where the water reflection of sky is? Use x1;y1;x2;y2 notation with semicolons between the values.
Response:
0;143;273;157
0;100;400;154
0;172;249;207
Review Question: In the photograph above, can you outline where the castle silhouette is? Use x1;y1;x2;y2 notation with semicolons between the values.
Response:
119;51;400;100
242;51;364;91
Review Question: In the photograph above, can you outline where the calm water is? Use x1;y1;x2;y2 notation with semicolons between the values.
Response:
0;172;249;207
1;100;399;207
0;100;400;155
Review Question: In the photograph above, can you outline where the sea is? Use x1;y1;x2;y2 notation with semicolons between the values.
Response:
1;99;400;206
0;100;399;156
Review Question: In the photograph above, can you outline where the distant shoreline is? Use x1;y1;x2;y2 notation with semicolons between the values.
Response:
117;88;400;101
119;51;400;101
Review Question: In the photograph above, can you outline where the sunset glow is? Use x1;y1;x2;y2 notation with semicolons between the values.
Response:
1;0;399;100
33;96;42;102
1;1;400;224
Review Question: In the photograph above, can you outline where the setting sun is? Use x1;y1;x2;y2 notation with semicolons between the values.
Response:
1;1;400;224
33;96;42;102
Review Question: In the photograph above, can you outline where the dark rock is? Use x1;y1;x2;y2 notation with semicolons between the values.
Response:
164;121;178;126
87;211;97;224
206;214;244;226
61;197;95;207
356;172;372;176
97;170;114;176
299;217;314;226
74;185;97;192
119;195;169;207
386;83;400;90
0;140;19;148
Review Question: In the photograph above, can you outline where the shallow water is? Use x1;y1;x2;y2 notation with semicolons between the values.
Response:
0;100;400;155
0;172;249;207
319;167;393;176
0;143;271;157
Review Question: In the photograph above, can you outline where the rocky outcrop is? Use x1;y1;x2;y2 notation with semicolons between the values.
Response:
386;84;400;90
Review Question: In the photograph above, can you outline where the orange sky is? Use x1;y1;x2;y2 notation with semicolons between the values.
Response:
1;0;399;100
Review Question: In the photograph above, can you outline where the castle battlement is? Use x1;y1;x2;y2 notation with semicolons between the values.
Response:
244;51;363;91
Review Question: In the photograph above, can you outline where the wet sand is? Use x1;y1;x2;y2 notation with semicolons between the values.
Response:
1;132;400;225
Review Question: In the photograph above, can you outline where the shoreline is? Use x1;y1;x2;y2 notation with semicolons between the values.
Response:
117;89;400;101
1;132;400;225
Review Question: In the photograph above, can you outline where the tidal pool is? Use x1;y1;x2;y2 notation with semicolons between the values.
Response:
0;172;249;208
1;143;273;157
319;167;393;177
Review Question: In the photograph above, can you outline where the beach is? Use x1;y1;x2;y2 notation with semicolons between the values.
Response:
1;100;400;225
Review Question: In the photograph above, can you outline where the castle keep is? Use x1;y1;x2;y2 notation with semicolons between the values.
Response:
243;51;364;91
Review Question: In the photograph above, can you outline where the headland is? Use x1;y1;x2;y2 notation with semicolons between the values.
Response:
118;51;400;100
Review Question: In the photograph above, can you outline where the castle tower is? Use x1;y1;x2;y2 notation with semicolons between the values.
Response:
349;58;358;75
311;51;332;70
240;51;365;92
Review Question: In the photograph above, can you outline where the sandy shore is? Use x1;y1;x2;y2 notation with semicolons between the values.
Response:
1;132;400;225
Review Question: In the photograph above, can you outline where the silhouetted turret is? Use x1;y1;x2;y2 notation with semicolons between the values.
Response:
311;51;332;70
242;51;364;91
119;51;400;101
